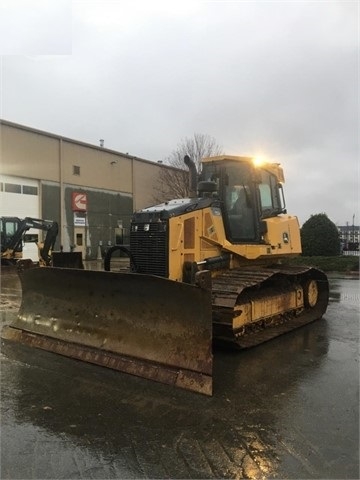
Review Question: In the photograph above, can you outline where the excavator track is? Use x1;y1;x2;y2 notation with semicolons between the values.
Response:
211;265;329;349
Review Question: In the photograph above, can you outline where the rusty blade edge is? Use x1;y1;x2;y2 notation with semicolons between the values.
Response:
1;326;212;396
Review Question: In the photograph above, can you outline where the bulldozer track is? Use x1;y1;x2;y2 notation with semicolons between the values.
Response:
211;265;329;349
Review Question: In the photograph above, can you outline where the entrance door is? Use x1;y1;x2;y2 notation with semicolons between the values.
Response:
74;227;86;259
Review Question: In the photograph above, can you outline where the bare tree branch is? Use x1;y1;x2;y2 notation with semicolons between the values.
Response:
152;165;189;203
153;133;223;203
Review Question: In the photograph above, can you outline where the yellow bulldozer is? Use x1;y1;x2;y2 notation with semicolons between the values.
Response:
2;155;329;395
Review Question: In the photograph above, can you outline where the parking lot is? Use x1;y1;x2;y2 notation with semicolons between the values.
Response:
1;268;359;479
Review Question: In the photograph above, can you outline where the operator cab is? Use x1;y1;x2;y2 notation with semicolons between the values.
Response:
0;217;22;253
200;156;286;244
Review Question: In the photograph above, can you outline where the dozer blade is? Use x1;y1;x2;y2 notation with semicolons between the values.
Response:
2;267;213;395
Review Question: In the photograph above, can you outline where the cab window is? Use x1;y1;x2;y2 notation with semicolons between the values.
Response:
258;171;282;218
223;164;256;242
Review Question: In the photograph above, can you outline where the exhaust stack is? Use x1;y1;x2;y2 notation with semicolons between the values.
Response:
184;155;198;198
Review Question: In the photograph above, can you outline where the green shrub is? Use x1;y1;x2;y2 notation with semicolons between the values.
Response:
301;213;341;256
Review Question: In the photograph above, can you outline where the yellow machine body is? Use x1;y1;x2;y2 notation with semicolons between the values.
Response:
166;209;302;281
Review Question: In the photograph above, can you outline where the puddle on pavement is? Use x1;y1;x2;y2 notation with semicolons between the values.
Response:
0;271;358;479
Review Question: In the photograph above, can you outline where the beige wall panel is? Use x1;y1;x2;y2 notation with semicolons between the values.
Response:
133;161;163;210
1;122;183;218
62;142;132;193
0;124;59;180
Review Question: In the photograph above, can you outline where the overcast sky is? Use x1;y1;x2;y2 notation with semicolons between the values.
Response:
0;0;358;225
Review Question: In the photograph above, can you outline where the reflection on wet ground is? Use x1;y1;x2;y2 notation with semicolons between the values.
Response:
0;269;359;479
328;275;360;304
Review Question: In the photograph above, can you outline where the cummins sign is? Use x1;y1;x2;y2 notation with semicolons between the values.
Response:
72;192;87;211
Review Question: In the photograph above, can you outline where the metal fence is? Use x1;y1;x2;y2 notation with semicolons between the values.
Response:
343;250;360;256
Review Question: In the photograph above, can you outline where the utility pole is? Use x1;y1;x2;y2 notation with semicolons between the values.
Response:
352;214;355;245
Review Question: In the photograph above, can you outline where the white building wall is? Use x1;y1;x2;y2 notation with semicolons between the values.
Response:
0;175;41;261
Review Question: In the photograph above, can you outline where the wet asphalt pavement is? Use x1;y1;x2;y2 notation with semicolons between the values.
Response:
0;267;359;479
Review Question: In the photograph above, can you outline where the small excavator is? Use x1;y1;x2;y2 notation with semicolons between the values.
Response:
2;156;329;395
1;216;83;268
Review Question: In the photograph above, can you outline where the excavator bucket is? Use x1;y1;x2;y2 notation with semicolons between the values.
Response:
51;252;84;269
2;267;213;395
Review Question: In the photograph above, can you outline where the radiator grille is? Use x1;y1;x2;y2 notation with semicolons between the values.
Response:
130;221;168;277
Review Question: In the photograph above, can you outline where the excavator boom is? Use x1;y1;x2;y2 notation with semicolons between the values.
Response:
1;216;83;268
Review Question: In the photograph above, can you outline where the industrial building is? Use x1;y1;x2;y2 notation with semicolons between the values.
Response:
0;120;173;259
338;224;360;253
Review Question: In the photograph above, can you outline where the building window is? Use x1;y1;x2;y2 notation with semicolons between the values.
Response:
4;183;21;193
22;185;38;195
73;165;80;175
0;183;3;191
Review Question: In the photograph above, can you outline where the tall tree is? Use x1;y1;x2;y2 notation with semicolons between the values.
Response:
301;213;341;256
153;133;223;203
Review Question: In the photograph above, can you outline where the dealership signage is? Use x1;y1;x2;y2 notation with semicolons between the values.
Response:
74;213;87;226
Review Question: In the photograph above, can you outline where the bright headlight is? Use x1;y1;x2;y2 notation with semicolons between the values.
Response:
253;156;266;167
